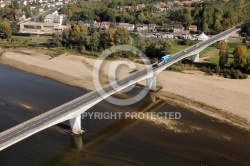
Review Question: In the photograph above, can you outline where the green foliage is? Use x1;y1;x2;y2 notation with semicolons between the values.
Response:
242;20;250;37
38;16;45;22
233;45;247;68
143;38;172;59
89;31;100;52
0;21;12;39
214;64;221;74
219;41;229;67
114;27;130;45
100;28;116;49
24;4;31;18
57;0;250;33
52;33;63;47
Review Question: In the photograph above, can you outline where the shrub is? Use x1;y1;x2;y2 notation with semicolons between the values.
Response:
243;74;248;79
214;65;220;74
206;68;213;76
12;33;31;37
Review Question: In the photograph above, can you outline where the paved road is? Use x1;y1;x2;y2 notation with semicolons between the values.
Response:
0;25;242;151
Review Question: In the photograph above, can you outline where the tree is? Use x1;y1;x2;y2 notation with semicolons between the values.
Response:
100;29;116;49
67;9;73;20
89;31;100;51
114;27;130;45
52;32;63;47
68;22;88;48
145;39;171;59
0;21;12;40
44;5;49;11
233;45;247;68
24;4;31;18
62;28;70;47
137;12;146;23
11;1;19;9
202;21;209;33
38;16;45;22
219;41;229;67
242;20;250;37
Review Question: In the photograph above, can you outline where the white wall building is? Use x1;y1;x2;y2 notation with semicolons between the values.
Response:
44;11;68;24
20;22;65;34
118;23;134;31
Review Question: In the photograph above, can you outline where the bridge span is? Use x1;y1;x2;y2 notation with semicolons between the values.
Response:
0;25;242;151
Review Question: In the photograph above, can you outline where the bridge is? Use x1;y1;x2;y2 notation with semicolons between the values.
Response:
0;25;242;151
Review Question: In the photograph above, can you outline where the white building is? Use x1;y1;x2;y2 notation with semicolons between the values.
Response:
118;23;134;31
162;34;174;38
44;11;68;24
20;22;65;34
136;24;148;32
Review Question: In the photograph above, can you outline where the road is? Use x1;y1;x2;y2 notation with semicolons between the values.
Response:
17;7;58;25
0;25;242;151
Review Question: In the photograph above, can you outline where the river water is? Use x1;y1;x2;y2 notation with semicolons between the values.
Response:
0;64;250;166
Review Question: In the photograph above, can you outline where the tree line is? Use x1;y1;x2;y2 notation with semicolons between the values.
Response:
52;21;171;59
59;0;250;34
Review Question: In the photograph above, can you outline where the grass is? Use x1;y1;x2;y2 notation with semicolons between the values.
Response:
205;49;250;64
0;36;46;48
199;47;214;57
171;45;189;54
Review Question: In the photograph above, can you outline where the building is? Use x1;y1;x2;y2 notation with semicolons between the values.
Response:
169;6;180;11
93;21;100;29
118;23;134;31
162;33;174;38
174;30;191;39
136;24;148;32
173;23;184;32
44;11;68;24
100;21;110;29
189;25;198;32
19;22;65;34
148;24;156;32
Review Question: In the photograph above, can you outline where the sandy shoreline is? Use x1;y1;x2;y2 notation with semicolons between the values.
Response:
1;47;250;130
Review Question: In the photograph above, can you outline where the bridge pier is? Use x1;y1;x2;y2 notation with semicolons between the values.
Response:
69;115;83;135
150;93;156;102
191;53;199;62
146;75;156;91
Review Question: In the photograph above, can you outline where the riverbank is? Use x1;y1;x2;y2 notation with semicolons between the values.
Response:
1;47;250;130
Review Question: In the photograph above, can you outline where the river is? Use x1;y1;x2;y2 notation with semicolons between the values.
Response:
0;64;250;166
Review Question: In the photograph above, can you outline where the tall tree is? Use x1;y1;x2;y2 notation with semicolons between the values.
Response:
24;4;31;18
100;29;116;49
52;33;63;47
219;41;229;67
89;31;100;51
114;27;130;45
0;21;12;40
233;45;247;68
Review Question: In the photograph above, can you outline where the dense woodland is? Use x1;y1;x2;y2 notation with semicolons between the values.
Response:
59;0;250;33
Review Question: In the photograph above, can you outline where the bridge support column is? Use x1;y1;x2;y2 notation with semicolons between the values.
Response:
191;53;199;62
69;115;83;135
150;93;156;102
146;75;156;91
